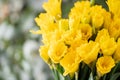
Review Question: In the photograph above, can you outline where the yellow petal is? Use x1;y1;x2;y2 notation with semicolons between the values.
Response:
30;30;42;34
48;41;67;63
113;38;120;62
60;49;79;76
77;41;100;64
96;56;115;75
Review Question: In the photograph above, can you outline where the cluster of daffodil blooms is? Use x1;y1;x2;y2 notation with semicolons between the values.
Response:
31;0;120;80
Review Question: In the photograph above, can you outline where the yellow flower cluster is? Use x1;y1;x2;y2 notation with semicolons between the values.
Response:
32;0;120;77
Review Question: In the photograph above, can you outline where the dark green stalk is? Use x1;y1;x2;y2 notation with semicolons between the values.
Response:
52;68;60;80
90;0;95;6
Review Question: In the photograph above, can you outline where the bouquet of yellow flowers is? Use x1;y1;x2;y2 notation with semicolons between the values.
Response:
31;0;120;80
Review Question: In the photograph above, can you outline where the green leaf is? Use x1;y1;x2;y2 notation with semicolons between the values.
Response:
78;62;91;80
102;74;107;80
110;62;120;76
95;0;109;11
90;61;97;77
56;64;64;74
88;73;94;80
110;73;120;80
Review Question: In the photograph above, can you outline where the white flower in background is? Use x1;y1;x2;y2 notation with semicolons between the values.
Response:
0;56;17;80
0;22;15;41
0;0;53;80
28;0;47;11
9;0;24;12
23;40;39;61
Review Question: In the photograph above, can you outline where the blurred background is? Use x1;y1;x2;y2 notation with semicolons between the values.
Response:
0;0;75;80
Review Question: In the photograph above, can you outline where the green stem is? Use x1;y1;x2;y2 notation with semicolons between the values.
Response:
56;70;60;80
92;26;96;34
52;68;60;80
103;75;107;80
90;0;95;6
75;72;78;80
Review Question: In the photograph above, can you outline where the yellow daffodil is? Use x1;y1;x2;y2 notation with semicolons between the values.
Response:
91;13;103;29
60;49;79;76
69;1;91;29
59;19;69;31
90;5;105;29
48;41;67;63
79;23;92;40
43;0;61;19
100;38;117;56
95;29;110;44
103;12;112;29
39;45;49;63
61;29;82;45
77;41;100;64
113;38;120;62
61;30;76;45
35;13;58;33
107;0;120;18
69;16;80;30
108;18;120;39
70;39;87;50
95;29;117;55
96;56;115;75
42;29;63;45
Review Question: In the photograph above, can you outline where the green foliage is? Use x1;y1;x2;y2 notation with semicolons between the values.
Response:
78;62;91;80
95;0;109;11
